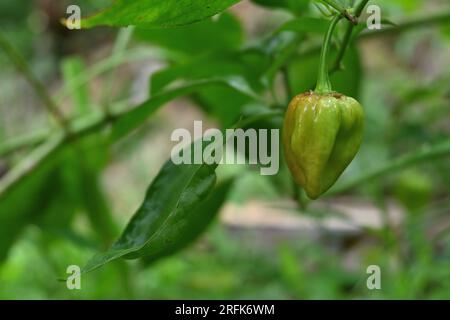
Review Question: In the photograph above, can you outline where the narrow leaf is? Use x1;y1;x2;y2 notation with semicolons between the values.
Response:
83;157;218;273
112;77;260;140
135;13;243;55
81;0;242;29
278;17;329;34
0;137;63;260
142;179;234;264
61;57;91;115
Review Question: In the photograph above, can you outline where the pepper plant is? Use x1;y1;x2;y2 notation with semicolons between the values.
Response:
0;0;449;284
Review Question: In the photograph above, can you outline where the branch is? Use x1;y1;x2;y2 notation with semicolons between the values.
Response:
0;113;107;198
0;129;49;157
0;48;157;158
331;0;369;72
0;134;64;197
0;105;282;198
0;31;68;130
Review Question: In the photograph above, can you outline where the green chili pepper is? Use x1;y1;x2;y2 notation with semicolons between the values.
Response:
283;91;364;199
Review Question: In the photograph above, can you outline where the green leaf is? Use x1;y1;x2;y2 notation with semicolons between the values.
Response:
260;32;301;89
278;17;329;34
83;155;219;273
61;139;117;244
112;77;260;140
82;108;285;273
330;46;362;98
142;179;233;264
252;0;310;14
34;164;79;232
150;51;268;126
82;106;281;273
77;167;117;244
0;137;62;261
135;13;243;56
0;171;56;261
151;51;267;95
61;57;91;116
0;78;257;246
194;87;254;127
81;0;242;29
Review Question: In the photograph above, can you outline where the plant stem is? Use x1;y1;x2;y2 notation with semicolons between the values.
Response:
0;133;64;197
354;0;370;16
292;179;307;210
315;14;342;94
0;129;49;157
0;31;68;130
331;0;369;72
320;0;357;24
101;26;135;114
331;23;353;72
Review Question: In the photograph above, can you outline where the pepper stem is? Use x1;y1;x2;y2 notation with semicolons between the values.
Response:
315;15;342;94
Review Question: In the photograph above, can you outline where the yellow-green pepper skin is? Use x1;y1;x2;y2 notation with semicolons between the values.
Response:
283;91;364;199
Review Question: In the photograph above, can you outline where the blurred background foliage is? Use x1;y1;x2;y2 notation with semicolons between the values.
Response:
0;0;449;299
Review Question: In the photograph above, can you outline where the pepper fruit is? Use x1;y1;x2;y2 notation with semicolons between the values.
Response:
282;15;364;200
283;91;364;199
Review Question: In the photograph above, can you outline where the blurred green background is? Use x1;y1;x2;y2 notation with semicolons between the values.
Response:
0;0;449;299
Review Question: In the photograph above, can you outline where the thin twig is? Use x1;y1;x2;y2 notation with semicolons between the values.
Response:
101;26;135;114
331;0;370;72
0;31;68;130
0;128;49;157
0;133;64;197
331;21;354;72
